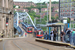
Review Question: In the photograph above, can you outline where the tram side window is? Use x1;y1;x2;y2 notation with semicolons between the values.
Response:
37;31;40;35
37;32;39;35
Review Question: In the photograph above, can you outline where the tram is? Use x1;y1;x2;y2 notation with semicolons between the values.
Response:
36;30;43;38
27;27;33;33
21;22;33;33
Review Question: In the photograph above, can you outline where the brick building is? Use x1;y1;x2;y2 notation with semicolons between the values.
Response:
14;8;29;12
41;8;48;12
14;2;36;9
0;0;14;38
31;8;39;13
51;4;59;8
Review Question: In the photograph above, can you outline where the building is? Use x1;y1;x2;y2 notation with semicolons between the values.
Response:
51;4;59;8
0;0;14;38
14;8;29;12
14;2;36;9
41;8;47;12
60;0;75;18
31;8;39;13
53;8;59;12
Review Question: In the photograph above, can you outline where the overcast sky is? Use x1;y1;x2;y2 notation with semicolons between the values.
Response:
13;0;59;3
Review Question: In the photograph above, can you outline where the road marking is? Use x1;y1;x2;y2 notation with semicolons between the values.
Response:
13;41;22;50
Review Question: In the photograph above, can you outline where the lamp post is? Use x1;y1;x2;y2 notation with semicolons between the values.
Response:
47;2;49;32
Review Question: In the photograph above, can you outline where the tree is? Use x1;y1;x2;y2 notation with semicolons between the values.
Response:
51;16;55;20
51;1;59;4
51;7;54;12
19;6;20;8
56;16;59;19
42;2;46;5
67;18;70;23
35;15;40;18
26;7;31;11
48;1;59;4
30;16;34;21
36;3;42;5
13;5;16;8
14;11;16;14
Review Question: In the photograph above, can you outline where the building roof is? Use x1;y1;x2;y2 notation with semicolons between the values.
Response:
46;23;65;27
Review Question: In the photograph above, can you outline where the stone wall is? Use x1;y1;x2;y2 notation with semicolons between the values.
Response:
0;0;14;38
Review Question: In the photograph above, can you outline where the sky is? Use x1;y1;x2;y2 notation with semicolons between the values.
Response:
13;0;59;3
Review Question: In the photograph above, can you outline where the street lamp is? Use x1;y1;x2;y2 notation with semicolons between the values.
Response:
47;2;49;32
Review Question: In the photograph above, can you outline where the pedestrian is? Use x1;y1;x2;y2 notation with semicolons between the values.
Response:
45;32;48;40
73;34;75;46
66;28;71;43
64;28;68;42
53;29;57;41
50;30;54;41
60;30;65;42
70;29;75;46
25;33;27;37
65;28;68;33
1;33;3;38
44;31;46;39
47;32;49;40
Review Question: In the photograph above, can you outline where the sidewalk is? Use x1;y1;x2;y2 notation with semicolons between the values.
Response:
24;37;74;50
35;38;75;49
0;39;2;41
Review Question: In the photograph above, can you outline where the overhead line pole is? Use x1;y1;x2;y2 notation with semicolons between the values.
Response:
49;0;51;21
48;0;51;40
47;2;49;32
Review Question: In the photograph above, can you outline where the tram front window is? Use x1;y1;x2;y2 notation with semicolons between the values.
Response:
28;28;32;31
37;31;42;35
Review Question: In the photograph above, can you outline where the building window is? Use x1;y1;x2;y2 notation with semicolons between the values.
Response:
0;19;1;21
6;17;9;23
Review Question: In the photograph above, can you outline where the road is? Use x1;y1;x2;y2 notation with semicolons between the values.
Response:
0;35;75;50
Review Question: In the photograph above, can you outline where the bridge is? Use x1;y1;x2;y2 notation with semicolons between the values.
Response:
14;12;37;37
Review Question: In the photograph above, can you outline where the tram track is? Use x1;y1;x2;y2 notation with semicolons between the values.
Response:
3;40;22;50
3;39;48;50
3;40;7;50
14;39;49;50
24;40;49;50
13;41;22;50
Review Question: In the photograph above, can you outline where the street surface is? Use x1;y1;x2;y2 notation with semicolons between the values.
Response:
0;34;75;50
